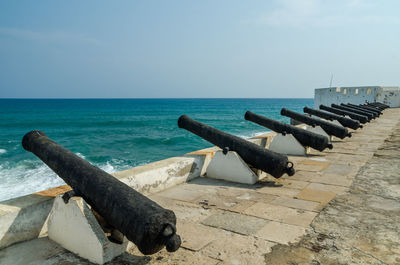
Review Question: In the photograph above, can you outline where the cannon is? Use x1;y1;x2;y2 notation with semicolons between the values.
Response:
303;107;362;130
281;108;351;139
244;111;333;152
178;114;295;178
340;104;379;118
367;102;389;109
22;130;181;255
331;104;374;120
319;105;369;124
346;103;382;115
363;102;385;111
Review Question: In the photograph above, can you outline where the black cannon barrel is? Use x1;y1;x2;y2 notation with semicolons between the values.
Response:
331;104;374;120
281;108;351;139
244;111;333;152
347;103;382;115
319;105;369;124
364;103;385;110
368;102;389;109
303;107;362;130
340;104;378;118
178;114;295;178
22;130;181;255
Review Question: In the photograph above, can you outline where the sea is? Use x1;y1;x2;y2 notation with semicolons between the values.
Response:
0;98;313;201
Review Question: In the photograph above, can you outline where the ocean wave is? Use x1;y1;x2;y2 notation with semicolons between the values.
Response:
0;149;6;154
236;130;270;139
0;157;132;202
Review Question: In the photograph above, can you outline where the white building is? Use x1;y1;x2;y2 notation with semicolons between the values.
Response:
314;86;400;108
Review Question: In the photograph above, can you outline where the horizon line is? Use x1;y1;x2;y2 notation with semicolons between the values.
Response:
0;97;314;100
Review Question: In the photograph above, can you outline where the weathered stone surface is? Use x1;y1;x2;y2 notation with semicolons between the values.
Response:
157;186;204;202
199;228;275;264
270;197;320;212
274;179;310;189
177;222;217;251
193;194;256;213
244;202;318;227
308;173;354;187
306;182;348;194
201;211;266;235
256;186;300;197
264;117;400;265
295;188;336;207
255;221;307;245
296;160;331;172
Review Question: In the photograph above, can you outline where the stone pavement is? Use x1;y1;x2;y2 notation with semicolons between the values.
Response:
0;108;399;265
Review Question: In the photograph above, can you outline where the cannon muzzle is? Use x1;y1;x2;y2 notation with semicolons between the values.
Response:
178;115;295;178
22;130;181;255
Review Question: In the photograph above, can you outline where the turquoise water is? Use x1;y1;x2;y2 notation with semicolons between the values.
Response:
0;98;313;201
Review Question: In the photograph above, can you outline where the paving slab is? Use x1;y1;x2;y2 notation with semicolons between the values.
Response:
255;221;307;245
157;186;205;202
244;202;318;227
201;211;267;235
306;182;348;194
193;194;256;213
199;228;275;265
273;179;310;189
255;186;300;197
270;197;320;212
295;160;331;172
177;222;217;251
295;189;337;210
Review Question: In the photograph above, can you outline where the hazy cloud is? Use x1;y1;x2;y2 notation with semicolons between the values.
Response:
0;27;101;45
245;0;400;28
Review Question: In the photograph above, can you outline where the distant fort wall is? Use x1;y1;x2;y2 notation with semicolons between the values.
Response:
314;86;400;108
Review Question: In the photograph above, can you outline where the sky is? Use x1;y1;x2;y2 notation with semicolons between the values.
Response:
0;0;399;98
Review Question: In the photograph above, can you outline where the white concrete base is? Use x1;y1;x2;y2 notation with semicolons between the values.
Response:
305;125;332;142
269;133;309;156
48;195;128;264
206;151;261;184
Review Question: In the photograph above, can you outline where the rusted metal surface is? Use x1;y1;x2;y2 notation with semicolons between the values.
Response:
281;108;351;139
303;107;362;130
244;111;333;152
178;114;295;178
22;130;181;255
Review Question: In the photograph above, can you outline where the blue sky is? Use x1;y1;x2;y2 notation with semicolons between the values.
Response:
0;0;399;98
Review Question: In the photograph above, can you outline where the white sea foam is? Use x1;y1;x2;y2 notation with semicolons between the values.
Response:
0;149;6;154
0;158;127;202
237;130;271;139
